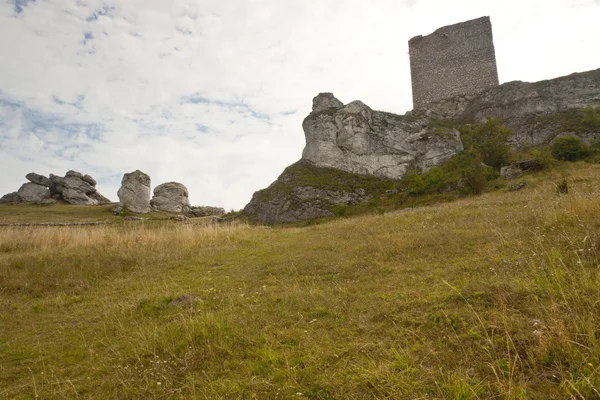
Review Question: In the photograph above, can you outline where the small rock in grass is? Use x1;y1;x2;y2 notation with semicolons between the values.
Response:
124;216;147;221
508;181;527;191
168;294;199;307
500;165;524;179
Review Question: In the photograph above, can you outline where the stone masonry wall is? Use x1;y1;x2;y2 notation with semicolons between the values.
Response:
409;16;499;109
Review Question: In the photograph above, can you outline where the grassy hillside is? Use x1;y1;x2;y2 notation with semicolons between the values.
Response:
0;202;177;224
2;162;600;398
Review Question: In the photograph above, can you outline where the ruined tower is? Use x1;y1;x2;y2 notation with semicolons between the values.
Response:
408;16;499;109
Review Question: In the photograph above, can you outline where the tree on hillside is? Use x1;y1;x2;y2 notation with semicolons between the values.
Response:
460;118;512;171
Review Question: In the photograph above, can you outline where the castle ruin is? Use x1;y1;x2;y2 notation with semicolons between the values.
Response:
409;16;499;109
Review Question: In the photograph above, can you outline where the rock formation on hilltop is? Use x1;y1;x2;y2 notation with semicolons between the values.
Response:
17;183;51;203
150;182;191;213
117;170;152;213
303;93;463;180
54;171;111;205
420;69;600;147
243;161;373;223
0;171;111;205
244;68;600;223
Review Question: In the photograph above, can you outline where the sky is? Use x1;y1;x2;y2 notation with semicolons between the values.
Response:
1;0;599;210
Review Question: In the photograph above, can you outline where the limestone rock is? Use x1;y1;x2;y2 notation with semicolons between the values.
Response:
124;216;148;221
243;161;372;223
26;173;55;191
82;174;96;187
508;181;527;191
60;172;109;205
151;182;191;213
117;170;152;213
0;192;21;204
171;214;189;222
423;68;600;147
3;171;109;205
312;93;343;113
17;183;51;202
302;96;463;180
188;206;226;217
49;174;63;185
500;166;523;180
65;170;83;179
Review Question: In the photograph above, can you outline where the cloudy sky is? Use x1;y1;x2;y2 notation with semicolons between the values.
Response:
1;0;599;209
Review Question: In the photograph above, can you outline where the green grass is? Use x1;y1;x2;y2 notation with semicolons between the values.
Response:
2;162;600;398
0;202;176;224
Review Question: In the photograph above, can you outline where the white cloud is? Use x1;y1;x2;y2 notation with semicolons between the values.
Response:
0;0;599;209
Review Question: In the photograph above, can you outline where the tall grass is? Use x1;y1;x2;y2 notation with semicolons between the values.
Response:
1;162;600;399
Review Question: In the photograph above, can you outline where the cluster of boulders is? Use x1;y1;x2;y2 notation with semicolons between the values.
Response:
0;169;225;218
0;171;111;205
115;169;224;216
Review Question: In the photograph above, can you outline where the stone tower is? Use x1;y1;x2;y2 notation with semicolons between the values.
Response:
408;16;499;109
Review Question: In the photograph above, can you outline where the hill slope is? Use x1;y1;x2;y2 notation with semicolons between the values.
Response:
1;162;600;398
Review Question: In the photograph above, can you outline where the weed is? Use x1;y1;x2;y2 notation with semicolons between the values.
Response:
557;179;569;194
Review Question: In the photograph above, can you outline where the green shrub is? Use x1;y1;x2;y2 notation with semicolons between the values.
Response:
550;135;590;161
530;147;555;169
557;179;569;194
452;151;495;194
405;169;427;195
582;105;600;130
402;151;497;197
460;119;512;171
120;203;132;217
332;205;347;217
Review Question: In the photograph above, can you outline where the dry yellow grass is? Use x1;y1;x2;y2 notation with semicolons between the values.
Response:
1;162;600;399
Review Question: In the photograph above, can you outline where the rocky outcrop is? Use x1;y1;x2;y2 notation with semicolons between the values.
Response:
58;171;111;205
188;206;226;217
1;171;110;206
0;192;22;204
420;68;600;147
117;170;152;213
312;92;343;112
245;69;600;224
26;173;56;192
17;183;51;202
245;185;369;224
302;93;464;180
243;160;373;223
150;182;191;213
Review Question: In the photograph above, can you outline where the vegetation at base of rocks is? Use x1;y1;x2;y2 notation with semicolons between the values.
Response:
460;118;512;171
119;203;133;217
254;161;397;203
526;105;600;135
3;163;600;398
251;115;600;225
407;151;498;196
220;209;244;219
511;146;556;170
0;202;176;224
550;135;593;161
